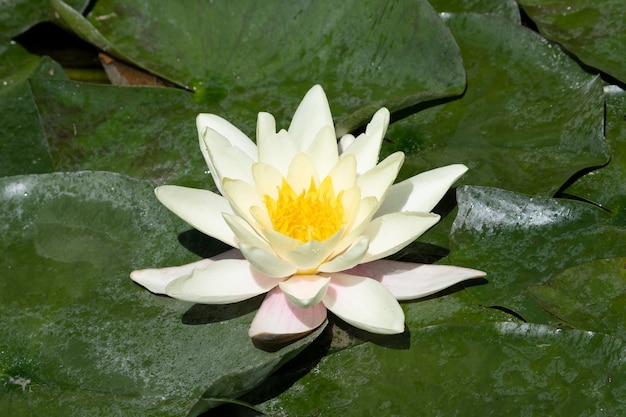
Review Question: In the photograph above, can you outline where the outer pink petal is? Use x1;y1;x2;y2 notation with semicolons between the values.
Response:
130;249;244;294
323;272;404;334
249;287;327;341
347;260;487;300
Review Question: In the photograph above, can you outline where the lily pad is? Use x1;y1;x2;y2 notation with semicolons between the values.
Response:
450;185;626;322
0;171;321;416
561;86;626;216
429;0;521;23
0;0;89;39
518;0;626;84
0;41;65;177
530;258;626;341
259;323;626;416
385;12;607;196
50;0;466;134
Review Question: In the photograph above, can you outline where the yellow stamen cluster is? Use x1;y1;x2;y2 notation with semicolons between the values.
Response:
264;176;344;242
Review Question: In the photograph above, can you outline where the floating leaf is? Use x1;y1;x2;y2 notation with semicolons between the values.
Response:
0;171;322;416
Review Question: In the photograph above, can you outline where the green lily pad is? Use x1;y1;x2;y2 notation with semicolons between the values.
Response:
530;258;626;341
0;0;88;39
0;171;322;416
50;0;465;133
561;86;626;216
518;0;626;84
0;41;66;177
259;323;626;416
385;12;607;196
429;0;521;23
450;185;626;322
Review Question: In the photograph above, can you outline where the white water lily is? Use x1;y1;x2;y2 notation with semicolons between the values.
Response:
131;85;485;342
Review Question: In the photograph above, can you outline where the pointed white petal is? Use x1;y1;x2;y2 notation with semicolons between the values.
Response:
338;133;355;154
165;259;281;303
239;243;297;278
328;154;357;192
221;178;266;228
201;128;255;192
249;287;327;340
361;212;440;263
222;212;273;252
333;196;377;255
340;108;390;174
305;125;339;178
279;275;331;308
323;272;404;334
286;152;318;192
155;185;237;247
356;152;404;202
131;258;214;294
377;164;468;216
129;249;244;294
263;229;342;272
318;235;369;273
252;162;284;200
288;85;334;152
256;112;276;148
352;259;486;300
257;129;297;176
196;113;257;161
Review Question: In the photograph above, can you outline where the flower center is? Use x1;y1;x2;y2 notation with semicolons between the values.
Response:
264;176;344;242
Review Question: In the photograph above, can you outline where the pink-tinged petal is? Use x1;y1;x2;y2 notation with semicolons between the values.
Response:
288;85;334;152
249;287;327;340
361;212;440;263
155;185;237;247
340;108;390;174
165;259;282;304
318;235;369;273
376;164;468;216
349;260;487;300
323;272;404;334
130;248;244;294
279;275;331;308
196;113;257;161
356;151;404;203
201;128;255;193
239;243;297;278
305;125;339;178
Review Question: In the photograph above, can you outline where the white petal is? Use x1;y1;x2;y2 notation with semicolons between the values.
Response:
353;260;487;300
263;229;343;272
239;243;297;278
286;152;318;192
333;196;378;255
338;133;355;154
249;287;327;340
129;249;244;293
288;85;334;152
221;178;266;229
356;151;404;203
305;125;339;178
279;275;331;308
361;212;441;263
327;154;357;193
155;185;237;247
377;164;468;216
196;113;257;160
340;108;390;174
256;111;299;178
201;128;255;192
318;235;369;273
222;212;273;252
323;272;404;334
165;259;281;304
252;162;284;200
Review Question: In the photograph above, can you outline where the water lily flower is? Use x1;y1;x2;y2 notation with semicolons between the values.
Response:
131;85;485;343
